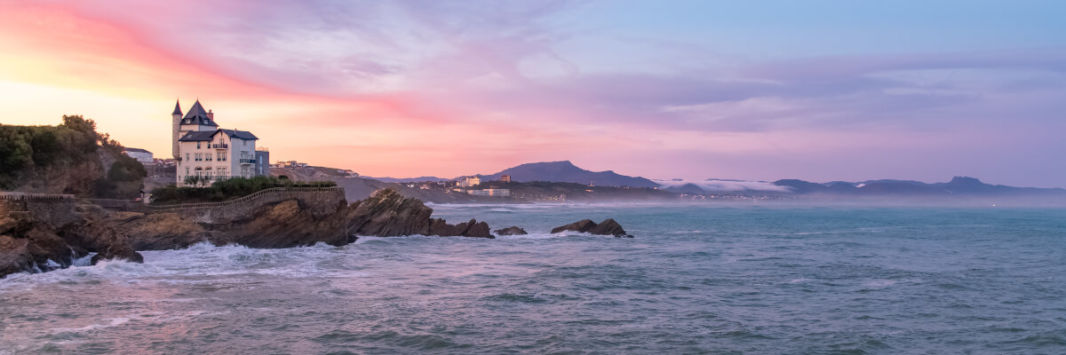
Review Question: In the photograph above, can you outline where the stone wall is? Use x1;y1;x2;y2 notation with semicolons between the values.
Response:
0;192;80;229
148;187;346;224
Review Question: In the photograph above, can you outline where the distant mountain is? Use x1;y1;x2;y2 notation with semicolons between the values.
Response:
480;161;659;188
773;176;1065;196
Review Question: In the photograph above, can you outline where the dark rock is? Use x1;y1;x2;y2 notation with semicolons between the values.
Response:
550;219;597;234
210;198;353;248
349;189;494;238
0;205;89;278
61;219;143;264
347;189;434;236
494;226;527;236
462;220;493;238
113;212;208;250
428;218;494;238
90;243;144;264
428;218;466;236
588;218;632;238
551;218;634;238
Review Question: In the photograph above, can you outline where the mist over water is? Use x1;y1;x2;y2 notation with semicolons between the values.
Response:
2;204;1066;353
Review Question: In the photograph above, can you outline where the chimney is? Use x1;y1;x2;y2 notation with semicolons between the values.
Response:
207;109;214;120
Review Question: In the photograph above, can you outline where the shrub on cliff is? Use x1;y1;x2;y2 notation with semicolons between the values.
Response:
0;115;144;197
150;176;336;204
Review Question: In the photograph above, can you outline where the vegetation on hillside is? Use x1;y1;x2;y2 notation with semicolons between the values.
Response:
0;115;145;197
149;176;336;204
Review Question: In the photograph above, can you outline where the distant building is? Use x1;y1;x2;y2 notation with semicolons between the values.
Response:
500;174;511;183
254;150;270;177
277;160;308;168
122;147;154;165
467;188;511;197
457;176;481;188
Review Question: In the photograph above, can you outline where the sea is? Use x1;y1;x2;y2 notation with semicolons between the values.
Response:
1;203;1065;354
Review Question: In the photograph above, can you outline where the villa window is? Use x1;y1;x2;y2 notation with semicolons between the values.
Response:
185;153;190;161
197;142;201;149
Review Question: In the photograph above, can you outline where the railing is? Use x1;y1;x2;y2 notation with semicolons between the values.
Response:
84;198;143;211
0;191;75;201
212;143;229;149
239;159;256;164
148;186;342;211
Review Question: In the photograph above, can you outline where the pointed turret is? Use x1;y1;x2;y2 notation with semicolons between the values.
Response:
172;100;182;116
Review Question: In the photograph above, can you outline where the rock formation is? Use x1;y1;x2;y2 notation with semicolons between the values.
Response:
2;188;502;278
494;226;528;236
551;218;633;238
1;199;144;278
550;219;597;234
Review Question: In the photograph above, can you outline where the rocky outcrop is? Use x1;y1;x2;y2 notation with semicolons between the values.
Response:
209;198;355;248
429;218;493;238
111;212;208;250
494;226;528;236
347;189;494;238
0;220;84;277
2;187;500;278
588;219;630;237
1;200;143;278
61;219;143;264
550;219;597;234
347;189;434;236
551;218;634;238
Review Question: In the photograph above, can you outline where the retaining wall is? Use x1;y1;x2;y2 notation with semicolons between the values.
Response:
148;187;347;224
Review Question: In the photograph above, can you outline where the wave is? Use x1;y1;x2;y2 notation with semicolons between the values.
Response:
0;242;364;290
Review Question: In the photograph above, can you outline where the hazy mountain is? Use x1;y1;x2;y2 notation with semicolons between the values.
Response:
773;176;1065;196
479;161;659;188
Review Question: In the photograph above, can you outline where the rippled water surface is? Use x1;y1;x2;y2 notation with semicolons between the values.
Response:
2;204;1066;354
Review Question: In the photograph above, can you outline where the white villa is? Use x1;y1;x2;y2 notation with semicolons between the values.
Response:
171;100;261;186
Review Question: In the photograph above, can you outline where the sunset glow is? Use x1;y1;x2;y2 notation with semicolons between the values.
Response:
3;1;1064;186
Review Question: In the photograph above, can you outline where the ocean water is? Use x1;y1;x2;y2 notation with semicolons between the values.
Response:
2;204;1066;354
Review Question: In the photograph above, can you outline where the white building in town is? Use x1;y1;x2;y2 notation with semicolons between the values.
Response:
466;188;511;197
171;100;261;186
457;176;481;188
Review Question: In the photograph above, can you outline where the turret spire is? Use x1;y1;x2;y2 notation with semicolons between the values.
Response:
172;100;182;116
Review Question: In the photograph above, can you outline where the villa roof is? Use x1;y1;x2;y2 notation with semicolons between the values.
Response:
180;100;218;127
178;129;259;142
172;100;182;116
220;129;258;140
177;131;216;142
123;147;152;154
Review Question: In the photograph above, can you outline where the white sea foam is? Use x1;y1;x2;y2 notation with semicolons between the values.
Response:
52;317;130;333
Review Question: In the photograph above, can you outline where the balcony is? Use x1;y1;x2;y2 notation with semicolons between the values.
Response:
239;159;256;164
211;143;229;149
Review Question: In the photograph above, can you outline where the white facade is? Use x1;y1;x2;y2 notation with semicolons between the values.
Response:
176;133;258;186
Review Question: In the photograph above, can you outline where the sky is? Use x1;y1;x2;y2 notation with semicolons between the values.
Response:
1;0;1064;187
